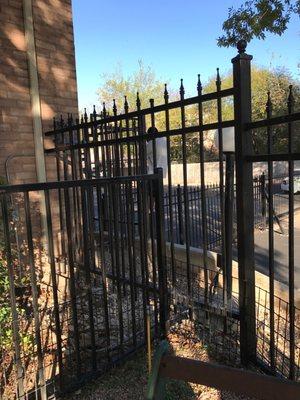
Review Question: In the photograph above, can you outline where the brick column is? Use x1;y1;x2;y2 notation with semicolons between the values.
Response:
0;0;78;184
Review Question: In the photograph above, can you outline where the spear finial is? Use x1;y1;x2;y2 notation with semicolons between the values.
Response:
136;92;141;110
180;78;185;99
266;91;272;117
164;83;169;103
124;95;129;113
197;74;202;95
216;68;221;90
288;85;294;114
113;99;117;116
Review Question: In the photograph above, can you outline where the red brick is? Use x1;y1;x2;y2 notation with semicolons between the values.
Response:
0;0;78;184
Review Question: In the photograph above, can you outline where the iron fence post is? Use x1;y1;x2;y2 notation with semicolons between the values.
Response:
154;167;168;338
232;40;256;365
225;152;234;300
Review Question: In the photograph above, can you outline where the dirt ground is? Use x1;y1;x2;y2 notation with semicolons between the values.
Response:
66;321;257;400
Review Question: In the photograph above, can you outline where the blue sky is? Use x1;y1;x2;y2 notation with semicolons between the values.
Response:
72;0;300;111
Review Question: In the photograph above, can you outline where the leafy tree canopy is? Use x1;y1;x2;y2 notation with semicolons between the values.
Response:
97;62;299;160
218;0;300;47
97;60;168;112
204;65;300;120
204;65;300;152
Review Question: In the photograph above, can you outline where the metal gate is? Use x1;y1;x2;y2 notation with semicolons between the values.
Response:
0;173;167;399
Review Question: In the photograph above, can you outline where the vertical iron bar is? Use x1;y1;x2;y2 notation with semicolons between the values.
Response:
136;94;147;175
24;192;47;400
53;119;66;263
266;92;276;373
81;187;97;371
124;96;132;176
149;98;157;169
177;185;184;245
83;109;92;179
1;195;25;400
149;182;159;335
225;153;234;300
154;168;168;337
179;80;192;316
64;186;81;376
95;184;111;361
113;100;121;177
288;85;295;380
164;84;176;286
92;106;101;178
136;179;148;339
111;183;124;353
44;190;64;391
216;68;227;306
260;173;266;230
124;182;137;347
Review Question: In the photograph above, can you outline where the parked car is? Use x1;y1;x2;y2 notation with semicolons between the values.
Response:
281;171;300;193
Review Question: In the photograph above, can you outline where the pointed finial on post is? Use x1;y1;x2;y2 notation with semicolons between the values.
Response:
180;79;185;99
93;105;97;120
136;92;141;110
288;85;294;113
266;91;272;117
197;74;202;95
113;99;117;116
102;102;107;117
84;108;88;123
237;39;247;54
216;68;221;90
124;95;129;113
164;83;169;103
150;98;154;108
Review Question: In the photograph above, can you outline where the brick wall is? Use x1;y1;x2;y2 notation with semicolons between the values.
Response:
0;0;78;184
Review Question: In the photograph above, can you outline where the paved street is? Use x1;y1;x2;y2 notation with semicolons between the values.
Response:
253;213;300;289
232;210;300;290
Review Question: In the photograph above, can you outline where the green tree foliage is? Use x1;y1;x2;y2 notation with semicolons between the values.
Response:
97;61;184;160
204;65;300;152
97;62;299;161
218;0;300;47
97;60;168;112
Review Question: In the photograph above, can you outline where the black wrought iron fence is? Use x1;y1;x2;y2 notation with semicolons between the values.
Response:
163;178;266;252
0;173;167;399
41;41;300;388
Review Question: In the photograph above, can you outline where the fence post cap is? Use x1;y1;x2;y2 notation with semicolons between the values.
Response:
231;40;253;63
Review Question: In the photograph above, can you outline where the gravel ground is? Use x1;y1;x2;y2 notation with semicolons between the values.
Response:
66;320;258;400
